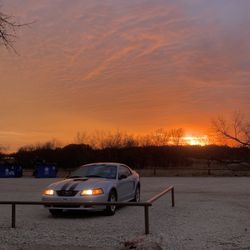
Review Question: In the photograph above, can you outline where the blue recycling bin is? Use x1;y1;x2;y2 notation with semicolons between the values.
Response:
34;164;57;178
0;164;23;178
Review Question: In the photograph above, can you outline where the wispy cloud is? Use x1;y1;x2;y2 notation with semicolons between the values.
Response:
1;0;250;150
0;131;25;136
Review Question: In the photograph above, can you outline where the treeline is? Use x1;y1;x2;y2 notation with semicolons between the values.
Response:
72;129;185;148
9;144;250;170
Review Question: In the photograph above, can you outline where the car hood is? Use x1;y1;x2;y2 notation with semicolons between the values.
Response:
48;177;114;191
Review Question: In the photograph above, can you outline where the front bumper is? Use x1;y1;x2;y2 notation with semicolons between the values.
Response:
42;193;109;211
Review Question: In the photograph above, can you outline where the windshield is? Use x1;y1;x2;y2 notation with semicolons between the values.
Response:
69;164;117;179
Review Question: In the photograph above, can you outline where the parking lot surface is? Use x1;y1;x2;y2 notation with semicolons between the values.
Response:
0;177;250;249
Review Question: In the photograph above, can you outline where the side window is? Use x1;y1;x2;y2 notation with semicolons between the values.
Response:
118;165;132;179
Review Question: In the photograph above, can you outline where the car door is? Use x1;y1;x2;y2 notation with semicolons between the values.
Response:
117;165;135;201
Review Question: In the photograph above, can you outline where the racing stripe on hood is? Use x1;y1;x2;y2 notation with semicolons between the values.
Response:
68;178;88;190
69;181;81;191
60;180;74;190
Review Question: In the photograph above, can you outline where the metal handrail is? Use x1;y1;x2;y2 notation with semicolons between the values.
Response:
147;185;174;206
0;185;174;234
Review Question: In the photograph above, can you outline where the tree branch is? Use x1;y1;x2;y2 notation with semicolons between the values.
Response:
0;10;33;52
212;113;250;147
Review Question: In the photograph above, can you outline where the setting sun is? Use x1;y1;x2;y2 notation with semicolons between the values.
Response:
183;135;209;146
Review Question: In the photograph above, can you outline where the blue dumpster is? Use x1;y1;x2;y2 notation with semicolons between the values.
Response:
0;164;23;178
34;164;57;178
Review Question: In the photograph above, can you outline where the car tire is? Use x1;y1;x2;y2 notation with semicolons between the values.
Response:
132;185;140;202
49;209;63;217
105;190;117;216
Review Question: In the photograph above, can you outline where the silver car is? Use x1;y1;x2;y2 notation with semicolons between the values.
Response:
42;162;140;216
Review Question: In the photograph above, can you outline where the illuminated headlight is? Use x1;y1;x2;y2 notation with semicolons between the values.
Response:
43;189;55;196
80;188;104;196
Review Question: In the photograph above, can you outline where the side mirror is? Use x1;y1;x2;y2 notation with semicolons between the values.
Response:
119;174;127;180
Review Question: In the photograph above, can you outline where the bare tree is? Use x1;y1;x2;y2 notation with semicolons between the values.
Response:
169;128;184;146
36;139;61;150
87;130;108;149
18;139;61;152
212;112;250;147
0;11;18;50
138;128;184;147
150;128;170;146
100;130;138;149
122;133;138;148
74;131;88;144
0;8;31;52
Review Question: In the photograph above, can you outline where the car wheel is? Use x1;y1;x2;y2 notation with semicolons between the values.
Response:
49;209;63;217
132;185;140;202
105;190;117;216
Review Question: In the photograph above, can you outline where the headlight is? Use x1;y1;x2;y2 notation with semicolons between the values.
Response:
80;188;104;196
43;189;55;196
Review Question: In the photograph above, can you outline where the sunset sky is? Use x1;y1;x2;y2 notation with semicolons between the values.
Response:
1;0;250;151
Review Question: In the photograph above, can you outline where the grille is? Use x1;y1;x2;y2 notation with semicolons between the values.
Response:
57;190;78;197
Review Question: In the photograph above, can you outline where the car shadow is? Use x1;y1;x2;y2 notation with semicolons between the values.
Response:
49;205;127;219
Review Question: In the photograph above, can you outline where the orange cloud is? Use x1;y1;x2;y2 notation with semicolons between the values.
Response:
1;0;250;151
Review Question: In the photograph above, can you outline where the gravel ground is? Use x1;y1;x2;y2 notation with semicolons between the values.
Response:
0;177;250;250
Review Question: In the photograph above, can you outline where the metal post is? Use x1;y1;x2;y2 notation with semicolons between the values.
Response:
171;187;175;207
144;205;149;234
11;203;16;228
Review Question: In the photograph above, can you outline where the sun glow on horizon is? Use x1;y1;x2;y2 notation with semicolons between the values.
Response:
183;135;209;146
